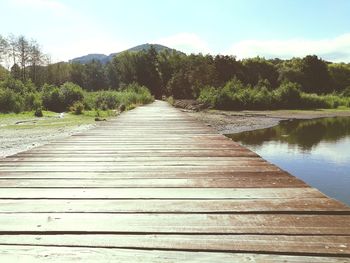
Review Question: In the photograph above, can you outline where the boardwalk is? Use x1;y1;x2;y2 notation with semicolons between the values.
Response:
0;100;349;262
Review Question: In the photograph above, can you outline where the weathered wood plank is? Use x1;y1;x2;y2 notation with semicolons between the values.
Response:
0;177;307;188
11;150;259;157
0;246;348;263
0;100;349;259
0;171;295;179
0;166;281;172
0;213;349;234
0;188;324;199
0;235;348;255
0;198;347;213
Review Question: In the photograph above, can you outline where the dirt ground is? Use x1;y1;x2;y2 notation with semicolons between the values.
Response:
0;114;96;159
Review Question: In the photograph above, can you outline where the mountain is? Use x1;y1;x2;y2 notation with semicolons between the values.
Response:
70;43;178;64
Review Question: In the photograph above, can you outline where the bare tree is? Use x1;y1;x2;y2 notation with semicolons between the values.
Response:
29;40;43;82
0;35;9;64
7;34;18;66
16;35;30;81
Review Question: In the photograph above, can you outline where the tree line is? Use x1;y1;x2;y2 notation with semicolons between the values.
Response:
1;34;350;110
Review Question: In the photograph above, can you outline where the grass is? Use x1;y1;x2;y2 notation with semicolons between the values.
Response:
0;110;117;130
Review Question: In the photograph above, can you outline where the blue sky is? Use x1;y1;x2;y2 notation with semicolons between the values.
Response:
1;0;350;62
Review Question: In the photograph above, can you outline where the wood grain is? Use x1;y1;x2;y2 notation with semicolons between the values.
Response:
0;100;349;261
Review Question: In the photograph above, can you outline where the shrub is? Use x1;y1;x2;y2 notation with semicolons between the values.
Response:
85;83;154;111
42;82;84;112
198;86;218;107
34;107;43;117
166;96;175;105
273;82;301;108
70;101;84;115
0;88;23;113
42;84;64;112
59;82;84;108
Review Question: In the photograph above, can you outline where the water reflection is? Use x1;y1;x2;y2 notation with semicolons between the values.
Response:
226;117;350;205
228;117;350;151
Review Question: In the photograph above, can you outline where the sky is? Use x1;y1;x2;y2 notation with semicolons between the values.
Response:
1;0;350;62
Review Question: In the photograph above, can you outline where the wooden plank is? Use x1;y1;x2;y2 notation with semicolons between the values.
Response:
11;151;259;157
1;156;261;162
0;213;349;234
0;177;307;188
0;246;348;263
0;166;281;172
0;100;349;259
0;198;348;213
0;188;324;199
0;160;268;166
0;235;348;255
0;171;296;179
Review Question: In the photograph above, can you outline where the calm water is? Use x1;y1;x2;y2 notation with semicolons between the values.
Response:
227;117;350;205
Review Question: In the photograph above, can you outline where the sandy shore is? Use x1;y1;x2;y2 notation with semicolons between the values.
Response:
187;109;350;134
0;115;96;159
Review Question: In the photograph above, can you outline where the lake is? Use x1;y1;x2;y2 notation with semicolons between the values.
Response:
226;117;350;206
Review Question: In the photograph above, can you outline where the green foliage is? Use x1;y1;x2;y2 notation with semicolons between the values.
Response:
34;107;43;117
42;82;84;112
273;82;301;108
198;80;350;111
328;63;350;92
300;55;332;94
84;83;154;111
0;88;23;113
1;34;350;112
166;96;175;105
70;101;84;115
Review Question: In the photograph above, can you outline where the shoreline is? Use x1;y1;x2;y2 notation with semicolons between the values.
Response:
186;108;350;134
0;122;96;159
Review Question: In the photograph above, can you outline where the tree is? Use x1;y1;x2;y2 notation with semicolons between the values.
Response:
328;63;350;92
28;40;44;85
0;35;8;63
105;61;120;89
113;51;137;85
46;62;71;86
134;47;162;98
83;60;107;91
10;63;21;79
69;63;86;88
277;58;304;85
16;35;30;81
301;55;332;94
213;55;244;86
242;57;279;89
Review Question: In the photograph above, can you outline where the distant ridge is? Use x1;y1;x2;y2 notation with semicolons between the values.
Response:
70;43;178;64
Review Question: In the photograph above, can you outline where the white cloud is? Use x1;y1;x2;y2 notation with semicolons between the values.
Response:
156;33;211;54
226;33;350;62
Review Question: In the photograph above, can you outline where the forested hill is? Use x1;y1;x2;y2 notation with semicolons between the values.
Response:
70;43;176;64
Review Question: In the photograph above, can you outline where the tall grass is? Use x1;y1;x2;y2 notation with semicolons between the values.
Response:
198;79;350;110
84;83;154;111
0;77;154;114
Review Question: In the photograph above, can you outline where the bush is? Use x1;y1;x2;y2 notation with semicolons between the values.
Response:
0;88;23;113
198;86;218;107
197;80;350;110
42;82;84;112
34;107;43;117
273;82;301;108
42;84;64;112
60;82;84;108
70;101;84;115
85;83;154;111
